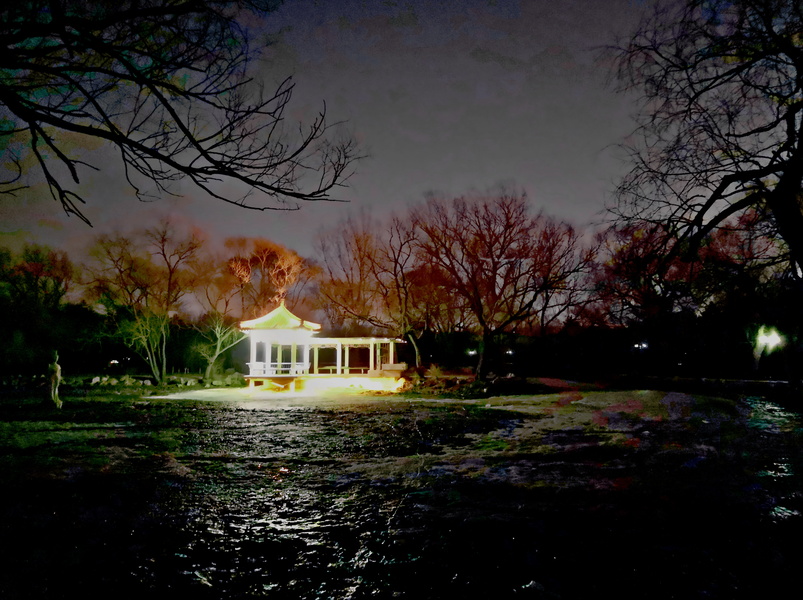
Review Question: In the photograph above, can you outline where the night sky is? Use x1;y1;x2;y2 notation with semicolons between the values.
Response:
0;0;644;258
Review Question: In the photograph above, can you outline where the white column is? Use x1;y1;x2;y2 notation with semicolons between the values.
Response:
265;341;272;375
304;344;310;374
344;344;350;373
313;346;319;374
336;342;342;375
389;341;395;365
369;341;375;371
291;343;297;374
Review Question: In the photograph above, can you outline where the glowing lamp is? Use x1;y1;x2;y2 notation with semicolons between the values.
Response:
757;326;783;351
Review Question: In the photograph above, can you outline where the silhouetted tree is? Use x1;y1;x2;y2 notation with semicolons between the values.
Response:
591;212;786;326
0;244;74;372
693;209;788;313
586;212;791;376
0;0;359;224
1;244;72;311
591;223;689;325
520;218;598;335
612;0;803;271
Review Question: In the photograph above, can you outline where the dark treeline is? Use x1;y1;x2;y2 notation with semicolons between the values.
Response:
2;189;801;385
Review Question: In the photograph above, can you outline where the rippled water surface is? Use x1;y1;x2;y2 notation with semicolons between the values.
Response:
1;391;801;599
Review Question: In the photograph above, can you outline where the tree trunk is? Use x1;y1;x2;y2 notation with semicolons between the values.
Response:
159;329;167;384
766;184;803;274
764;124;803;271
407;332;422;368
203;341;223;381
476;329;495;380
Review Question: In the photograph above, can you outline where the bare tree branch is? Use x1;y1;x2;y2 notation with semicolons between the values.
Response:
610;0;803;269
0;0;360;224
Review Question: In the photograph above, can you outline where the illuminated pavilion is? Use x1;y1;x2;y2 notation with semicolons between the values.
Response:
239;303;406;392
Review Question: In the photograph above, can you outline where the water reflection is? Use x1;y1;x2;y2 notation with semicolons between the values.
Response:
4;393;800;598
758;460;794;480
744;397;800;433
158;486;394;598
129;395;803;598
741;397;802;526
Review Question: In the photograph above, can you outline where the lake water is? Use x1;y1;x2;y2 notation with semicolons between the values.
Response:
1;391;801;599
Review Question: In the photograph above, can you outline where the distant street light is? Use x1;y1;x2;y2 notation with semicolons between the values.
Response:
757;327;782;351
754;326;784;371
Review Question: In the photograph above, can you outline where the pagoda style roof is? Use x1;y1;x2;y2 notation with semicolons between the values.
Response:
239;303;321;332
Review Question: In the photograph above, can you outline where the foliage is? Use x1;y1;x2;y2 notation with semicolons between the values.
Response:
0;0;359;223
586;211;788;326
0;244;72;310
0;243;74;373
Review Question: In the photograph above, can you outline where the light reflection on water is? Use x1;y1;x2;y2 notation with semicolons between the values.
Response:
744;396;800;433
140;394;803;597
742;397;803;525
158;483;397;598
770;506;802;521
758;461;794;479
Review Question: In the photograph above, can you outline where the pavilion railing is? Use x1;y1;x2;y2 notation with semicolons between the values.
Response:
247;361;309;376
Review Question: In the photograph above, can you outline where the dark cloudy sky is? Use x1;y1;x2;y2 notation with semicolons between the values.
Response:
1;0;645;258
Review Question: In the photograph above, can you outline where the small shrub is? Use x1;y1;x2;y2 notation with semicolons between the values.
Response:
425;364;444;378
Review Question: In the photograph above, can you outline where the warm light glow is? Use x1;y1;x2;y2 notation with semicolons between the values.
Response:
302;376;405;394
245;375;406;395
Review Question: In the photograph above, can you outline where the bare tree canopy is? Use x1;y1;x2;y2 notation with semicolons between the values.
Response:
83;219;203;382
412;192;595;378
612;0;803;270
0;0;359;224
224;236;310;318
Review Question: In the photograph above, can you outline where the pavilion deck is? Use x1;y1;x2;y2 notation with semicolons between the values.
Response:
244;361;407;391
